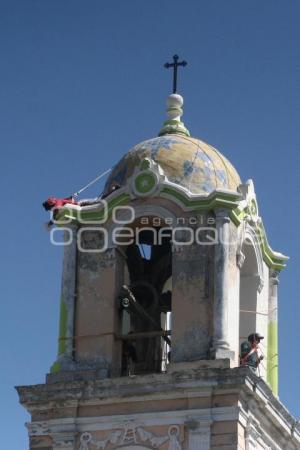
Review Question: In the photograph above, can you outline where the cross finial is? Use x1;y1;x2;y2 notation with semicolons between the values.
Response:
164;54;187;94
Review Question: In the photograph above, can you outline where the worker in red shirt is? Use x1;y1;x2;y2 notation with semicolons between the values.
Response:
43;196;78;228
43;195;106;229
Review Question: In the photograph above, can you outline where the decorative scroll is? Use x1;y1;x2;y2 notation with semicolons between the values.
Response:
27;421;51;436
79;423;182;450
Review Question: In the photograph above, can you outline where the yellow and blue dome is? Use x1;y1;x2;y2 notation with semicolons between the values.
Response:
104;134;241;196
104;94;241;197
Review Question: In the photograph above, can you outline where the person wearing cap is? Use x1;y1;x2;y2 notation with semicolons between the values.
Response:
240;333;264;372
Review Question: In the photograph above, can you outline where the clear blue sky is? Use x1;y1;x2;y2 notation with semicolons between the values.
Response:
1;1;299;447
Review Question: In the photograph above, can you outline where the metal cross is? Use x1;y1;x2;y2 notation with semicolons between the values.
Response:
164;54;187;94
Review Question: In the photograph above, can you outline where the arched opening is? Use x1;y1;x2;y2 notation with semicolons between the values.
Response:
239;239;260;345
118;219;172;375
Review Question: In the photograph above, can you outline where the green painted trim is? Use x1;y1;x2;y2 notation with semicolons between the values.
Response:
49;295;68;374
50;360;61;374
229;206;287;270
257;224;288;270
58;295;68;355
162;189;287;270
161;186;240;210
267;322;278;396
162;186;259;233
135;171;157;194
159;129;190;137
158;120;190;137
162;119;182;125
230;206;244;226
230;209;242;227
55;185;287;270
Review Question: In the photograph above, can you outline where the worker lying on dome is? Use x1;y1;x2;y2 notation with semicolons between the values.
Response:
42;196;102;228
240;333;264;373
43;196;78;210
42;175;122;228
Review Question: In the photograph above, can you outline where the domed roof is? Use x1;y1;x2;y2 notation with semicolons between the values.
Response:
104;134;241;196
104;94;241;197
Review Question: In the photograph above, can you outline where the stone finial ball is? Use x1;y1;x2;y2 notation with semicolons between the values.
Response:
166;93;184;109
166;94;184;120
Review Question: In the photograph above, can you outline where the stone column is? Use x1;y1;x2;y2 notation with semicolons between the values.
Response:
267;269;279;395
75;234;124;377
171;237;212;362
185;420;212;450
51;224;78;373
212;208;232;359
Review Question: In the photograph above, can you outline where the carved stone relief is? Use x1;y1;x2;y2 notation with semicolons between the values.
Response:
79;423;182;450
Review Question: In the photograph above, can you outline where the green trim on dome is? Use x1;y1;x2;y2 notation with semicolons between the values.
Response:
161;186;240;210
158;119;190;137
134;172;157;195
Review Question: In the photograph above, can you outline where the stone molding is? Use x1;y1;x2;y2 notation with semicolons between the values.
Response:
26;407;238;437
239;401;298;450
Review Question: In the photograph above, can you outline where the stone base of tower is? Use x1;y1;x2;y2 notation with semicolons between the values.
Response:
16;365;300;450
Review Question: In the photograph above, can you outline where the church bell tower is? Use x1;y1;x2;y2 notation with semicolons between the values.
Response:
17;61;300;449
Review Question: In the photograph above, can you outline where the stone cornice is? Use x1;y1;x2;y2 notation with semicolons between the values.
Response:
16;367;300;446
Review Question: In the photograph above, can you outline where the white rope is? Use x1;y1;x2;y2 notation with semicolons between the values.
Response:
73;168;112;197
240;309;268;316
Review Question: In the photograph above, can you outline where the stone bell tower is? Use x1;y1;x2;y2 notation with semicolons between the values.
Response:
17;87;300;449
